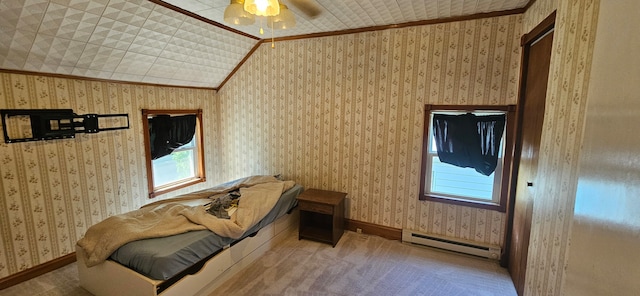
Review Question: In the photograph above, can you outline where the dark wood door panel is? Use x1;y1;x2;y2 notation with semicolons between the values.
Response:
508;25;554;296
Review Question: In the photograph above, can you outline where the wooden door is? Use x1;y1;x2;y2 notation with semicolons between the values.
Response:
507;14;555;296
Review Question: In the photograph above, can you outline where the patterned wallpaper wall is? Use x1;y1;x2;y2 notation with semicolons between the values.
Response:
218;15;522;248
522;0;558;34
521;0;600;295
0;73;221;278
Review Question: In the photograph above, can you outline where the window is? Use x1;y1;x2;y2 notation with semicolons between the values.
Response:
142;109;205;198
419;105;515;212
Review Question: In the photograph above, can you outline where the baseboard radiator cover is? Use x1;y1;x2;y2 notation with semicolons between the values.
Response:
402;229;501;260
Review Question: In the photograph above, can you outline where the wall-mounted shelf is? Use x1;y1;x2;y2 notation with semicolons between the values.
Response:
1;109;129;143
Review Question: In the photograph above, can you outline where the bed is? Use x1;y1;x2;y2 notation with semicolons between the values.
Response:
76;176;303;296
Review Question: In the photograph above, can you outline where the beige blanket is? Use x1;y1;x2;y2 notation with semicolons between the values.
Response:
77;176;294;267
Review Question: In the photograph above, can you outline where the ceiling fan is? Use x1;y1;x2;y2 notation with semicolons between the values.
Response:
224;0;323;31
287;0;322;18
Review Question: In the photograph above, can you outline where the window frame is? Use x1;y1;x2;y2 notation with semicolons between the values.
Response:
142;109;206;198
419;105;516;212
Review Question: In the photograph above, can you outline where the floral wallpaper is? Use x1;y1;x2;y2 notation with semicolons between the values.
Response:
521;0;600;295
218;14;522;248
522;0;558;34
0;73;222;278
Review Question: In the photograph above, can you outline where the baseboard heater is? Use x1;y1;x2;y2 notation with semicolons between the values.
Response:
402;229;501;260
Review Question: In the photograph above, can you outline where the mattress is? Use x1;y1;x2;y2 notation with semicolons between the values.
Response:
109;184;303;280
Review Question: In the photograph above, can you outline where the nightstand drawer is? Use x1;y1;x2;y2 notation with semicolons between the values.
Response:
299;201;333;215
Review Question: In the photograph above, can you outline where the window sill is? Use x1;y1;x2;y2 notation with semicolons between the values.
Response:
420;193;505;212
149;177;205;199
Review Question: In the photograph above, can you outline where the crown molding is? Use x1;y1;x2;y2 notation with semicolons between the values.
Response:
0;69;218;91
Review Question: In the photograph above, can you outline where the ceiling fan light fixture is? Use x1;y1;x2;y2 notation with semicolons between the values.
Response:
244;0;280;17
267;4;296;30
224;0;255;25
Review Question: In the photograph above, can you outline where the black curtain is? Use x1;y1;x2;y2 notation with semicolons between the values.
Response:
149;114;197;160
432;113;505;176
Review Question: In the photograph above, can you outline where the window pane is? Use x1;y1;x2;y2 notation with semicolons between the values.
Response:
152;149;196;187
430;156;494;200
180;137;195;149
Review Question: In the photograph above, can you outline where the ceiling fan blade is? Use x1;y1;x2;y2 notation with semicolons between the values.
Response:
287;0;322;18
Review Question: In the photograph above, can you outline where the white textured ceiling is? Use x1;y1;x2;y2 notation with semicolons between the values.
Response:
0;0;529;89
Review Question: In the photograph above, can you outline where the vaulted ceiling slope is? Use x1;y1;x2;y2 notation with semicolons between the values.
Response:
0;0;529;89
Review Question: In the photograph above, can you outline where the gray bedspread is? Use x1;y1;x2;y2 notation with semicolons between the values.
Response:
109;184;303;280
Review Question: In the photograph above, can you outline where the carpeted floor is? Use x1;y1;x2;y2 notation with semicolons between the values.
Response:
0;261;90;296
0;231;516;296
210;231;516;296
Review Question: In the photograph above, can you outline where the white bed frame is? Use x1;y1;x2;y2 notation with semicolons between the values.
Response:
77;209;299;296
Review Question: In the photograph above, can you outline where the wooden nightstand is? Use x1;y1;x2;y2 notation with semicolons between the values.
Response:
297;189;346;247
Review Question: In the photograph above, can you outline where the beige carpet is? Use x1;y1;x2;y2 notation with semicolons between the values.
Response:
210;231;516;296
0;231;515;296
0;262;90;296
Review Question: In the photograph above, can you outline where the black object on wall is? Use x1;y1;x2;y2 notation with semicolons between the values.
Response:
1;109;129;143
